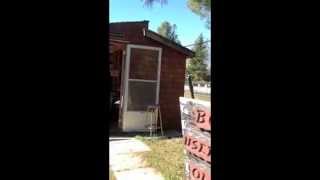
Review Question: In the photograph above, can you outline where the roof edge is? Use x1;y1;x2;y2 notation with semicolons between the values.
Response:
143;29;195;57
110;20;149;28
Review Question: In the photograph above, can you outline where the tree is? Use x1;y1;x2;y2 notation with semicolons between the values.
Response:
142;0;167;7
157;21;181;44
187;0;211;29
142;0;211;29
187;33;209;82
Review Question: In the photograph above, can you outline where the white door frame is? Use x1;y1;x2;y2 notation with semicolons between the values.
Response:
122;44;162;131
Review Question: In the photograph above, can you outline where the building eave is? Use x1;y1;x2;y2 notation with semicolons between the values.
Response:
143;29;195;58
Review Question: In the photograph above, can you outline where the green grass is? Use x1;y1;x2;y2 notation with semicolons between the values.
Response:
109;169;116;180
184;91;211;102
135;136;185;180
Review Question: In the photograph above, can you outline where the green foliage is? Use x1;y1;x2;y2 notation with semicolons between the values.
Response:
142;0;211;28
187;33;209;81
187;0;211;28
157;21;181;44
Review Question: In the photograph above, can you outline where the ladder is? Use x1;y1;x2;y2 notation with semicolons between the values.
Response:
145;105;164;137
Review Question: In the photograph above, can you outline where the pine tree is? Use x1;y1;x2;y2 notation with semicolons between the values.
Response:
157;21;181;44
187;33;209;82
187;0;211;29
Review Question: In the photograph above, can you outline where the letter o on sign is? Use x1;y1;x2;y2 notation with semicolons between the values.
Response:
192;168;200;179
191;167;203;180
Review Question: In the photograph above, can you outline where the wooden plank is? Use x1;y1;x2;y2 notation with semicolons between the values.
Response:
179;97;211;134
109;32;125;40
184;129;211;163
191;106;211;131
187;156;211;180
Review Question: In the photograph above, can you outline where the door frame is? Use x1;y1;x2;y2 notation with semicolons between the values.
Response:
118;49;126;128
122;44;162;131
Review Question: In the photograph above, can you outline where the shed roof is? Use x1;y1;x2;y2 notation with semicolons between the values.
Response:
109;21;195;57
143;29;194;57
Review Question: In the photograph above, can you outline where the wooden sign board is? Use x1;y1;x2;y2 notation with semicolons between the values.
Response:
179;97;211;180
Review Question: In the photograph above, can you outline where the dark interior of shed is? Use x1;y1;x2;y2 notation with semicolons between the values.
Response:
109;49;123;128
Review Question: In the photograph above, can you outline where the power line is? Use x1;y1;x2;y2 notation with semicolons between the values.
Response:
184;40;211;47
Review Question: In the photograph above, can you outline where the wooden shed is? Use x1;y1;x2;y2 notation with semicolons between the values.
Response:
109;20;194;132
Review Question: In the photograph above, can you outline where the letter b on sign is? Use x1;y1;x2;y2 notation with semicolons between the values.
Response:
192;107;211;131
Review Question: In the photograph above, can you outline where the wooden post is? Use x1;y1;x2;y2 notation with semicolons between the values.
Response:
188;75;195;99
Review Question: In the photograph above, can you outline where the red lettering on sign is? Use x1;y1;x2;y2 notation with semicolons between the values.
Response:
192;168;202;179
200;144;211;158
189;162;211;180
192;108;211;131
192;140;199;150
184;134;211;163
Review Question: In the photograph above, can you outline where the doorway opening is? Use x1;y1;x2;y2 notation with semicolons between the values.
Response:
109;37;128;132
109;50;122;128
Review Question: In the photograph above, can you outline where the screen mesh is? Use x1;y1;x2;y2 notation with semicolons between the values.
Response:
127;81;157;111
129;48;159;80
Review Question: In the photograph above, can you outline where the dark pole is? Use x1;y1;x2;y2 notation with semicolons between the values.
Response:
188;74;195;99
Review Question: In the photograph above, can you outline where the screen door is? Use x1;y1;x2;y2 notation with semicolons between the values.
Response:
122;44;162;132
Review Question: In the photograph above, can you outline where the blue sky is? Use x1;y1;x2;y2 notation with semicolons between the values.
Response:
109;0;211;46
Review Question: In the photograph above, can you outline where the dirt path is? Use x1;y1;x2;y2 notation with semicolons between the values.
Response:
109;137;164;180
